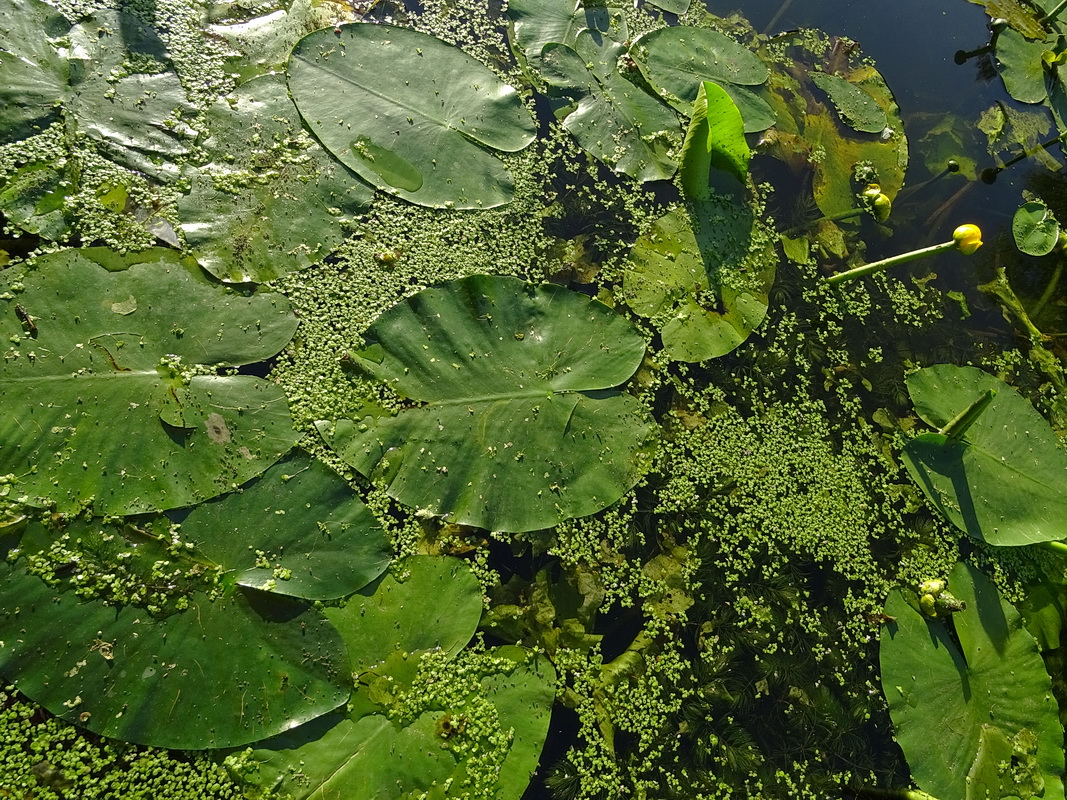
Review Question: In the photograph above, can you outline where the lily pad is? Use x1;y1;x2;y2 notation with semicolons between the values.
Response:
1013;199;1062;255
319;274;655;532
994;28;1054;105
287;23;535;209
0;541;350;749
629;26;775;133
880;562;1065;800
324;555;483;672
180;451;390;601
0;247;301;515
248;646;554;800
178;73;372;283
622;195;776;362
0;0;72;142
901;364;1067;546
540;30;681;183
507;0;628;65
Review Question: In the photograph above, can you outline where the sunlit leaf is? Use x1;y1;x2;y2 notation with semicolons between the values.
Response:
0;0;72;142
880;562;1065;800
809;71;887;133
507;0;628;64
1013;200;1061;256
0;248;301;515
319;274;655;532
679;80;749;198
288;23;535;209
901;364;1067;546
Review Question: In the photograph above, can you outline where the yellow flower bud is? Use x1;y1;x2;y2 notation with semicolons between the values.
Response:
871;193;892;223
952;224;983;255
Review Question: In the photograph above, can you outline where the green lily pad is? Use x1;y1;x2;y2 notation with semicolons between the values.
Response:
507;0;628;64
540;31;681;183
324;555;483;673
629;26;775;133
1013;199;1061;255
995;28;1054;105
880;563;1065;800
319;274;655;532
0;543;350;750
248;646;554;800
181;451;390;601
287;23;535;209
178;73;372;283
809;71;888;134
967;0;1047;39
622;196;776;362
901;364;1067;546
0;247;301;515
0;0;72;143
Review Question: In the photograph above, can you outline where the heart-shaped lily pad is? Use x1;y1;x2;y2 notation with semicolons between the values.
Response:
0;247;301;515
287;23;535;209
901;364;1067;546
319;274;655;532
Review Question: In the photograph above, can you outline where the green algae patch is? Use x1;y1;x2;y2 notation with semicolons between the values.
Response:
881;563;1065;800
287;23;535;209
320;275;655;532
0;248;300;515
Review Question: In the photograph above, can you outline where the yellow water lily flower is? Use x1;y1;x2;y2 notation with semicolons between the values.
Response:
952;224;983;255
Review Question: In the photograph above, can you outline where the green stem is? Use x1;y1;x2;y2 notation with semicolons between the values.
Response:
827;240;956;285
1031;258;1064;320
781;206;865;238
851;787;941;800
939;389;996;441
1040;0;1067;24
1040;540;1067;557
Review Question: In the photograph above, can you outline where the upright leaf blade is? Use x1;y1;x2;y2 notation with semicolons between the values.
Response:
679;80;749;199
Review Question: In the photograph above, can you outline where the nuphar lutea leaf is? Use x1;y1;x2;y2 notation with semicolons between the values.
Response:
319;274;655;532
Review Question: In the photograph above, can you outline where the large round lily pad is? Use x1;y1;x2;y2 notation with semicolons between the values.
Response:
0;547;350;749
880;563;1065;800
287;23;535;209
319;275;655;532
0;248;301;515
179;73;373;283
622;196;776;361
901;364;1067;546
507;0;628;65
0;0;72;142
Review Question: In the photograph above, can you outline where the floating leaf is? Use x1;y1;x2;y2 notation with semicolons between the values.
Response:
644;0;692;14
968;0;1047;38
507;0;628;64
181;451;390;601
622;195;776;362
0;0;72;142
679;80;750;197
249;646;554;800
324;555;483;672
809;71;888;133
630;26;775;133
0;540;350;749
319;274;654;532
540;30;681;182
178;73;372;283
901;364;1067;545
0;248;301;515
995;28;1054;104
287;23;535;209
1013;199;1062;255
880;562;1065;800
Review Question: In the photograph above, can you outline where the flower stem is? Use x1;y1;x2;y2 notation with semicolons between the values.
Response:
1031;258;1064;319
1040;0;1067;24
827;241;956;285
